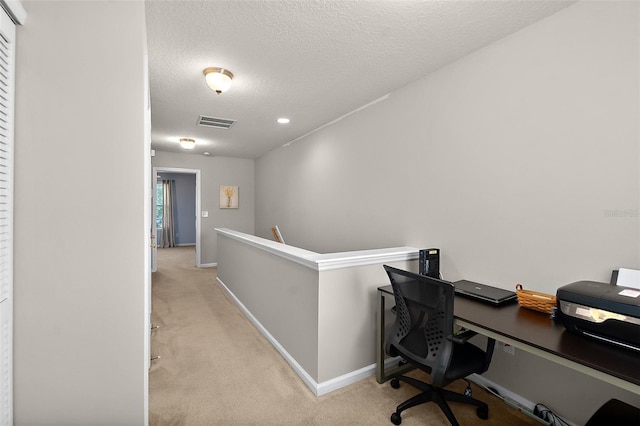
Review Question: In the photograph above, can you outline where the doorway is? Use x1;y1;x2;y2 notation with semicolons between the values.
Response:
152;167;202;270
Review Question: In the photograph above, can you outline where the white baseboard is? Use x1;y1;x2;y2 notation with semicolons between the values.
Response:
200;262;217;268
216;277;319;394
467;374;535;409
216;276;380;396
316;364;376;396
468;373;577;426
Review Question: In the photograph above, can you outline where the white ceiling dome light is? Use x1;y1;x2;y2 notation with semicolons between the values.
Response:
203;67;234;94
179;138;196;149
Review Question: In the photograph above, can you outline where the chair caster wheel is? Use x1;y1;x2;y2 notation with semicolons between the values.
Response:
476;406;489;420
390;378;400;389
390;412;402;425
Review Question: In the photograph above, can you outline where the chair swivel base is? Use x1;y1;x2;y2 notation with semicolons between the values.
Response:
389;376;488;426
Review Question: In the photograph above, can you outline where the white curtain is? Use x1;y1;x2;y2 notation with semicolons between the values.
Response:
161;180;175;248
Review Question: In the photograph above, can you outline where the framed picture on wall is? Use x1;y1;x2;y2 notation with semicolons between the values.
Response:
220;185;238;209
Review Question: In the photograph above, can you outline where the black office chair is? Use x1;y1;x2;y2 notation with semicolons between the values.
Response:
585;398;640;426
383;265;496;426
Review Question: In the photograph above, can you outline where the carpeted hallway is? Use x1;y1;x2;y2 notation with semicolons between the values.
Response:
149;246;539;425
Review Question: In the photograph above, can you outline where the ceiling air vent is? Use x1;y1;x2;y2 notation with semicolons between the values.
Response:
197;115;235;129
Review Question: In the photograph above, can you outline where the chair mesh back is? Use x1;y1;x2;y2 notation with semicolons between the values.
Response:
384;265;455;385
425;310;446;359
391;276;412;342
391;277;447;358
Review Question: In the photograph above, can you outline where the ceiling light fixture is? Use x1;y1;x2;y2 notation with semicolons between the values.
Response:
203;67;234;94
179;138;196;150
277;118;290;124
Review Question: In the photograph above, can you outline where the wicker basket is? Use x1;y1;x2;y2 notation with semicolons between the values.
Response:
515;284;556;314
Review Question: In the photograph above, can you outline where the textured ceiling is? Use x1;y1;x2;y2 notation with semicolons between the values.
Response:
146;0;574;159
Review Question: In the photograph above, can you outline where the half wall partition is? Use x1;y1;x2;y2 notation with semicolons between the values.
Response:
215;228;418;396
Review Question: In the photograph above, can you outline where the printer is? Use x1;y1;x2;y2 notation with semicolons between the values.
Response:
556;281;640;352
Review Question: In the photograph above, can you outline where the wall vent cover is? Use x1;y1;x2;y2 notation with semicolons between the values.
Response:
197;115;235;129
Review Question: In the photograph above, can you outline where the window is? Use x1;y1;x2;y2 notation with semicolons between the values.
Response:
156;182;163;228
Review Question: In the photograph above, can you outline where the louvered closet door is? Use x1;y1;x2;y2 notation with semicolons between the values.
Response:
0;21;13;303
0;8;15;426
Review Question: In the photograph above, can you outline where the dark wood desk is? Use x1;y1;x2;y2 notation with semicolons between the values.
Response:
376;285;640;395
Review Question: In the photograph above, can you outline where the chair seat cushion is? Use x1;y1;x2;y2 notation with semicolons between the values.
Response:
395;328;487;384
445;343;486;380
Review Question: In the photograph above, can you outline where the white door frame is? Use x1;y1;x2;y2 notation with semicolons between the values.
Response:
153;167;202;267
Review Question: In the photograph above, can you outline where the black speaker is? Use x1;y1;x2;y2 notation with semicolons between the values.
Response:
419;248;440;278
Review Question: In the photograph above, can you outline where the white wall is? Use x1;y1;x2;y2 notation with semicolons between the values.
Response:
152;151;255;265
257;0;639;295
14;2;148;424
217;234;320;380
255;1;639;423
317;263;414;383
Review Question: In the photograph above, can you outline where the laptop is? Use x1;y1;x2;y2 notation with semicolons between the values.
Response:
454;280;517;306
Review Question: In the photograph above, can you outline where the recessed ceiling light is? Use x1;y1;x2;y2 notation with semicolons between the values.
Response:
277;118;290;124
203;152;210;156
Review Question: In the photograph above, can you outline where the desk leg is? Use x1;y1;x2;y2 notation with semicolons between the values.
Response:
376;289;386;383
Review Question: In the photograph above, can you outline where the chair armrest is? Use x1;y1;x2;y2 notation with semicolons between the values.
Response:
447;328;478;344
448;331;496;373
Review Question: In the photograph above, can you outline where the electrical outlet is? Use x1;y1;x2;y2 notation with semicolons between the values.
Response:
502;342;515;355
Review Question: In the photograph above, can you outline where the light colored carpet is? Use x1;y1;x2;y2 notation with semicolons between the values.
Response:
149;246;539;425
